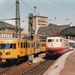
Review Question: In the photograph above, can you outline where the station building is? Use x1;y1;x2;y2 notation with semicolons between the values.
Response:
35;23;70;41
0;18;75;41
0;21;27;38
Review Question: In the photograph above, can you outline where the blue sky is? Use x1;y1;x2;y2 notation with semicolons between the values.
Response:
0;0;75;32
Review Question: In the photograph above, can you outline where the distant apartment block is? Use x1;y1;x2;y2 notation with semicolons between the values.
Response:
33;16;48;31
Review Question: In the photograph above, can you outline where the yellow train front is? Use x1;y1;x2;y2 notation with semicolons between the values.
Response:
0;38;27;64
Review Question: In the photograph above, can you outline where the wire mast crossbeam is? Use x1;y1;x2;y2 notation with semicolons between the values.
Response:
16;0;21;38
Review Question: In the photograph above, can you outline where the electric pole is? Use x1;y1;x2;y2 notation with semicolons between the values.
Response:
15;0;21;38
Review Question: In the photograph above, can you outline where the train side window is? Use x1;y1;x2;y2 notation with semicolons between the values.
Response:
28;43;30;48
33;43;34;47
18;42;21;48
56;39;58;42
25;42;27;48
21;42;23;48
42;44;44;47
53;39;54;42
60;39;62;42
13;44;16;49
32;43;33;47
35;43;40;49
24;42;26;48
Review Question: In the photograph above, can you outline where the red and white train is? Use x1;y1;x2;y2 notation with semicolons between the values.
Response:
46;36;69;57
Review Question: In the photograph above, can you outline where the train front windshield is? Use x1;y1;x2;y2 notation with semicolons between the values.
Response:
48;39;54;42
0;44;16;49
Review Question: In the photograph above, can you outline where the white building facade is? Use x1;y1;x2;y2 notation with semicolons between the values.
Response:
33;16;48;32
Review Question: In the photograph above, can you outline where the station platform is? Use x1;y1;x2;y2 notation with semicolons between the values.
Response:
60;49;75;75
43;49;75;75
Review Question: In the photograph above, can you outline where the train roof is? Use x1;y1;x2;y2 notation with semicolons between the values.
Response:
47;36;63;39
68;40;75;43
0;38;36;42
0;38;26;40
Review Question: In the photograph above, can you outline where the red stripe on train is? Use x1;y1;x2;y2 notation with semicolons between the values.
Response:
46;47;69;54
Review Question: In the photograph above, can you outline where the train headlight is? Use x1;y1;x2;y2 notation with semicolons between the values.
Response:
6;52;11;55
0;52;2;55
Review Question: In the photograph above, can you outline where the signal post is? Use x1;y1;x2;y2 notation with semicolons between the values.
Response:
28;13;35;64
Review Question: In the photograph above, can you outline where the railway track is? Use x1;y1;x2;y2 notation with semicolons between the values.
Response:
21;60;55;75
0;66;12;74
0;53;56;75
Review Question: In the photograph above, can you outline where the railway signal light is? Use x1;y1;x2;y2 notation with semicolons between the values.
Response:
28;13;35;34
28;13;33;26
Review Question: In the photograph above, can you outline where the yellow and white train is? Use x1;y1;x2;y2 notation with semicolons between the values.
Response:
0;38;46;64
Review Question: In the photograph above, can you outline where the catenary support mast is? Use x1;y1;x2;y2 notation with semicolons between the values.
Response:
15;0;21;38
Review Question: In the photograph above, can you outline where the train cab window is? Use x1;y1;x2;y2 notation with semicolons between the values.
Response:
0;43;16;49
10;44;16;49
48;39;52;42
48;39;54;42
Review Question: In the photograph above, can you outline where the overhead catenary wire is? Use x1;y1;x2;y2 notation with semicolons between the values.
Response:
0;0;75;25
0;0;15;19
40;0;59;23
49;0;75;23
50;0;75;7
21;0;38;15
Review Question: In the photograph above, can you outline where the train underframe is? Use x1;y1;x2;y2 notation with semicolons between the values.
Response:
46;48;63;58
0;55;28;66
46;47;69;58
46;50;61;58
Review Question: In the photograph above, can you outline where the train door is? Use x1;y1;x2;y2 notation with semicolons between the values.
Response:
35;42;40;53
18;40;25;57
40;42;46;52
26;41;35;55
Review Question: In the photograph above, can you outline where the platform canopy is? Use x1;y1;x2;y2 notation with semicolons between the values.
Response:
59;26;75;36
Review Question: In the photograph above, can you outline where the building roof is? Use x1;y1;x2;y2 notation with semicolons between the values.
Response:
0;21;15;29
33;15;48;18
0;21;23;30
59;26;75;36
37;23;70;36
